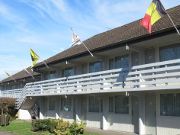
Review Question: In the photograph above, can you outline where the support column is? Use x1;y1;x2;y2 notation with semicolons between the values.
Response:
139;94;146;135
39;97;45;119
102;95;109;130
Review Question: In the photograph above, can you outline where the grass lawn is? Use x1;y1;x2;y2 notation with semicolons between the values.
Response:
0;120;99;135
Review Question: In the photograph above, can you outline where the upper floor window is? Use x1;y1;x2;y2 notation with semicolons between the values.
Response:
48;71;56;79
160;45;180;61
109;55;129;69
63;68;74;77
160;93;180;116
89;61;102;73
145;48;155;64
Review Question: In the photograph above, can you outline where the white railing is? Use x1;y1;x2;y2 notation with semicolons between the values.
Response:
0;89;22;98
25;59;180;96
1;59;180;109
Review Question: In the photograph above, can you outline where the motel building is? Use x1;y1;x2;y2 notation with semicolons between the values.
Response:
1;5;180;135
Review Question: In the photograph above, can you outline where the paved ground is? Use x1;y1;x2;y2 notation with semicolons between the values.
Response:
86;128;137;135
0;132;14;135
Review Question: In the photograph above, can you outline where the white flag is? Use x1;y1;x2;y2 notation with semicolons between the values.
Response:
72;32;81;46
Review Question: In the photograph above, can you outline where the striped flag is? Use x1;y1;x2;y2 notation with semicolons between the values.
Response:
30;49;39;67
140;0;166;33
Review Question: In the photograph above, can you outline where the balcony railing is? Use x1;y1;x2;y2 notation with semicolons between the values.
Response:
0;89;22;98
24;59;180;96
1;59;180;109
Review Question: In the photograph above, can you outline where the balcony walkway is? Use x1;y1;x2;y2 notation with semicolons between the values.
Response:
86;127;137;135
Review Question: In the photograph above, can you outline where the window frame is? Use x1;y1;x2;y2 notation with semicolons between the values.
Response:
160;93;180;116
88;96;102;113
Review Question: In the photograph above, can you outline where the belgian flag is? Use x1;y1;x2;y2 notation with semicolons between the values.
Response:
140;0;166;33
30;49;39;67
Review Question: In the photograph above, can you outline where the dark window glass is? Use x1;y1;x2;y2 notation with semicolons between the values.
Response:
115;56;129;69
160;45;180;61
61;97;72;112
115;95;129;114
89;96;101;112
109;59;114;70
63;68;74;77
49;98;55;111
160;93;180;116
109;97;114;112
89;61;102;73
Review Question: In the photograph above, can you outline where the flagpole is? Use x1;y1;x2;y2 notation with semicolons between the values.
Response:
42;60;49;69
24;69;35;80
4;72;16;82
166;13;180;36
70;27;94;57
81;41;94;57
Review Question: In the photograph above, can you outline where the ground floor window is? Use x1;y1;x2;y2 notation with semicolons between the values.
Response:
88;96;102;113
160;93;180;116
61;97;72;112
48;98;55;111
109;95;129;114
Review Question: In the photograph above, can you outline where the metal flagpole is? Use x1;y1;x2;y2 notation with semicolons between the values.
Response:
166;13;180;36
81;41;94;57
4;72;16;82
71;27;94;57
42;60;49;69
24;68;35;80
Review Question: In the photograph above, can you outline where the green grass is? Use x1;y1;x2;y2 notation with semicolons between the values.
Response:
0;120;99;135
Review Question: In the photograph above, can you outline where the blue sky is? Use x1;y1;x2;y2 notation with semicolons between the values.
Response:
0;0;180;80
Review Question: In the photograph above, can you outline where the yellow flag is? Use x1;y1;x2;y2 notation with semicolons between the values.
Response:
30;49;39;67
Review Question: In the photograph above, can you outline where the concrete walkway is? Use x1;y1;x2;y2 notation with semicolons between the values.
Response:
0;132;14;135
86;128;137;135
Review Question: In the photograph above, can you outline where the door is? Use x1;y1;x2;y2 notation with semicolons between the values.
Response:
145;94;156;135
132;96;139;134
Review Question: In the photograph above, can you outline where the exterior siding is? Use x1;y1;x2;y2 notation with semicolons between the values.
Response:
156;93;180;135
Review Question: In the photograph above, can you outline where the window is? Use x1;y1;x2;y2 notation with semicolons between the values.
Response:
63;68;74;77
145;49;155;64
109;59;114;70
115;55;129;69
89;96;102;112
115;95;129;114
89;61;102;73
48;71;56;79
160;45;180;61
109;96;114;112
49;98;55;111
160;93;180;116
61;97;72;112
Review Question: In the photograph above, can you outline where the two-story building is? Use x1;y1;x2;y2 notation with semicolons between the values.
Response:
1;5;180;135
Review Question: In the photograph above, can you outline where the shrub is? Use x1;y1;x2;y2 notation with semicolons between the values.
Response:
31;119;57;132
54;119;86;135
32;119;86;135
69;121;86;135
53;119;70;135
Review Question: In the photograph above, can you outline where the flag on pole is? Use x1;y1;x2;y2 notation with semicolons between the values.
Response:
72;32;81;46
4;72;16;82
5;72;11;77
140;0;166;33
30;49;39;67
71;28;94;57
